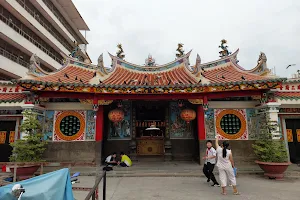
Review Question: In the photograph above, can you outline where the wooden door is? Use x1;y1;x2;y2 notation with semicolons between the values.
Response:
285;119;300;164
0;121;16;162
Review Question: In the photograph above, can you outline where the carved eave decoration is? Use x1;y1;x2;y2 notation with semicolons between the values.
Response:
79;99;113;105
17;78;285;94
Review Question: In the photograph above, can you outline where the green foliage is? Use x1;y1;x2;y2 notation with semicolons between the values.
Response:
10;110;47;162
252;111;288;163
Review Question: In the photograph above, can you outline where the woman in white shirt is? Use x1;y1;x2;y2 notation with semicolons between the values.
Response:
215;135;239;195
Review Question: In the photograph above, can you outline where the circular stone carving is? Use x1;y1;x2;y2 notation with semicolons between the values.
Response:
55;111;85;141
216;110;246;140
148;147;153;152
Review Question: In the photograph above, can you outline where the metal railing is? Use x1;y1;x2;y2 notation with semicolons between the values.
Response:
84;171;106;200
16;0;73;52
0;47;29;68
0;11;63;64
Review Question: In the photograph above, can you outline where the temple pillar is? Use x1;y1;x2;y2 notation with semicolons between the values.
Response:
258;102;281;139
95;105;104;166
164;104;172;161
197;104;206;165
129;106;137;161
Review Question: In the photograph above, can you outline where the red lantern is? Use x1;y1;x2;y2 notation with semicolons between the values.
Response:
180;108;196;123
108;109;124;124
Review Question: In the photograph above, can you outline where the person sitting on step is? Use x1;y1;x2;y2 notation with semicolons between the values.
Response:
105;152;118;166
118;152;132;167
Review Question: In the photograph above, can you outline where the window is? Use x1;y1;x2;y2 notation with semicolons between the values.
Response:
59;115;81;136
216;109;247;139
220;114;241;134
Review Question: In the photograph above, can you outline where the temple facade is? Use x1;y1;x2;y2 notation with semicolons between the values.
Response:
0;42;299;165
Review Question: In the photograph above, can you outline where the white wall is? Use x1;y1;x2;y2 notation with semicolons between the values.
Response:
44;103;92;110
0;55;28;77
0;21;62;69
209;101;258;109
6;0;70;55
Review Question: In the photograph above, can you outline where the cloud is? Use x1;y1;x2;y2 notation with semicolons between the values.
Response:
74;0;300;77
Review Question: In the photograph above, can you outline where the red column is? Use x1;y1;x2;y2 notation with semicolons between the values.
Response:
197;105;206;140
95;105;104;141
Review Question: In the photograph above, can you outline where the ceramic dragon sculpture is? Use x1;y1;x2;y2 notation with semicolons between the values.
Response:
116;44;125;59
176;43;185;58
218;39;231;57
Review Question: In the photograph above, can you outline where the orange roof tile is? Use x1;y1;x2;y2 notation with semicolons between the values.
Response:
275;92;300;99
103;65;197;85
32;66;94;84
0;93;26;102
202;65;269;83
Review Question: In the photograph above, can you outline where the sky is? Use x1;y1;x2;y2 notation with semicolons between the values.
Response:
73;0;300;78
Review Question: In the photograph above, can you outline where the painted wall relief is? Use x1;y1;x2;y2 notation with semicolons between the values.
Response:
44;111;54;141
205;108;215;139
108;102;131;139
169;102;194;139
86;111;96;140
246;109;259;140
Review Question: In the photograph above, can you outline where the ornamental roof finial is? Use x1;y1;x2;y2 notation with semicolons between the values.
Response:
176;43;185;58
145;54;156;66
218;39;231;58
116;43;125;59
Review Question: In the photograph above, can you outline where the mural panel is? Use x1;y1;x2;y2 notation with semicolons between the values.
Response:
44;111;54;141
246;109;259;140
86;110;96;140
169;102;194;139
108;102;131;139
205;108;215;139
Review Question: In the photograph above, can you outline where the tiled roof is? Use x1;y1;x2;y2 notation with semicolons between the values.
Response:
32;66;95;84
202;65;269;83
103;65;198;85
275;92;300;99
0;93;26;103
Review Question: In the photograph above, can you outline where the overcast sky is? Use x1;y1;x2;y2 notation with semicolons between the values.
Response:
73;0;300;78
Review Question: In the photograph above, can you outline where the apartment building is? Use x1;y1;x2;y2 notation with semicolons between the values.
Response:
0;0;90;80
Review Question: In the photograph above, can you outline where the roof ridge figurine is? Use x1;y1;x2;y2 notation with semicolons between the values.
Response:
145;54;156;66
116;44;125;59
219;39;231;57
176;43;185;58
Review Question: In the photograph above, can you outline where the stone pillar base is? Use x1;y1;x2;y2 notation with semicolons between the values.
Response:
199;140;206;165
129;140;138;161
164;140;172;161
95;141;103;167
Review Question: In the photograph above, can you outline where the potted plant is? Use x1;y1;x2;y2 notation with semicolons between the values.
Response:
9;109;47;180
252;111;291;179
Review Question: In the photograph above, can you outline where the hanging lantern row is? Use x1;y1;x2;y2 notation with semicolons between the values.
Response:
108;109;125;125
180;108;196;124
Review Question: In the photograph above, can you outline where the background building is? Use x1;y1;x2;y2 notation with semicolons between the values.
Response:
0;0;90;80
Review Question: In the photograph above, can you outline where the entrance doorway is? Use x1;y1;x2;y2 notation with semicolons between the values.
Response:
285;119;300;164
0;120;16;162
135;101;166;157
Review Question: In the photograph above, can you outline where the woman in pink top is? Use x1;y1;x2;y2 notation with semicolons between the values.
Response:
215;135;239;195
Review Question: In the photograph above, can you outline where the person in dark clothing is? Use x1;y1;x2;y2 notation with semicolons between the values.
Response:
203;140;220;187
105;152;117;166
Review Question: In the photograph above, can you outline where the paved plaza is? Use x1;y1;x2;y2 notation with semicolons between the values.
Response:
73;175;300;200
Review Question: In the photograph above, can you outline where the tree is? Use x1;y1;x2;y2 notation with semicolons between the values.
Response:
10;110;47;162
252;111;288;163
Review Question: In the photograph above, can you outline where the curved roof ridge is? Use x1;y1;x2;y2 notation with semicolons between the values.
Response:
199;49;239;69
108;50;192;70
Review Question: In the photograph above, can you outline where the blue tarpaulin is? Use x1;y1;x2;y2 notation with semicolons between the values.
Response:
0;168;74;200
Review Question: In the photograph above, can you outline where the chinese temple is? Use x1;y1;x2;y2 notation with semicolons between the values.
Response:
0;41;298;165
